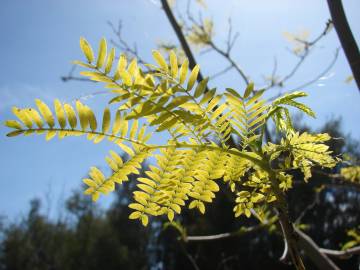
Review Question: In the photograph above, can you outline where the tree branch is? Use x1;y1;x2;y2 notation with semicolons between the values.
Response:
320;246;360;259
296;228;340;270
181;223;347;270
266;20;333;92
160;0;205;82
327;0;360;90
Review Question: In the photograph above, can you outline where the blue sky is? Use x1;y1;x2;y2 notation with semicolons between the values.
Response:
0;0;359;221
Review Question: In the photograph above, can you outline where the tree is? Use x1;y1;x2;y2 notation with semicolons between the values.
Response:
6;34;353;269
0;189;149;270
3;1;360;269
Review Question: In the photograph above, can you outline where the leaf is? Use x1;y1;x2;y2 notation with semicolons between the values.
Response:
152;50;168;72
141;214;149;226
105;47;115;74
179;59;189;84
129;120;138;140
54;99;66;129
194;77;208;98
225;88;241;98
87;107;97;131
244;82;254;98
129;211;142;219
112;111;122;134
96;38;107;69
156;117;177;132
187;64;200;91
76;101;89;130
6;130;25;137
4;120;22;129
102;107;111;133
169;51;178;78
46;130;57;141
64;104;77;129
26;109;43;128
114;54;127;80
117;142;135;156
80;37;94;63
12;107;32;129
127;58;138;77
121;70;132;86
72;60;94;68
35;99;55;128
246;89;265;106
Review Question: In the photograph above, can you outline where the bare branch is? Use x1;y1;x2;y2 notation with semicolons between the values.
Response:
107;20;148;66
265;20;333;91
178;241;201;270
183;2;249;85
327;0;360;90
288;47;340;92
209;65;233;80
296;228;340;270
61;65;94;83
160;0;206;82
269;47;339;101
207;40;249;85
320;246;360;259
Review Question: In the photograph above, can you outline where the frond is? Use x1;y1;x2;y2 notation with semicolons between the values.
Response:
128;145;242;225
5;99;152;151
264;132;337;181
83;148;152;201
268;91;315;132
74;38;233;145
225;84;268;146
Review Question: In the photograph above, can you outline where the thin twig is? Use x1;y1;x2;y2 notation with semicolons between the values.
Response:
209;65;233;80
320;246;360;259
269;47;339;101
265;20;333;91
288;47;340;92
183;2;249;85
107;20;148;66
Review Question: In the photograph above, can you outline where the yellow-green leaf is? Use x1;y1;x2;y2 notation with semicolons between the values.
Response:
129;211;142;220
76;101;89;131
112;110;121;134
54;99;66;129
105;47;115;74
152;50;168;72
194;77;208;98
4;120;22;129
187;64;200;91
244;82;254;99
129;120;138;140
12;108;33;129
35;99;55;128
169;51;178;78
80;37;94;63
179;59;189;84
96;38;107;69
26;109;43;128
86;106;97;131
114;54;127;80
64;103;77;129
102;107;111;133
141;214;149;226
